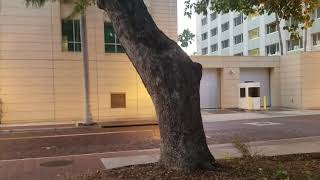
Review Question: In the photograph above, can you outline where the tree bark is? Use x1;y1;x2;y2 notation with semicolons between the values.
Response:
97;0;215;172
275;14;284;55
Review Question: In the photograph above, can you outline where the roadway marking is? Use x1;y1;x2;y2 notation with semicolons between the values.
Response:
244;122;282;126
0;130;154;141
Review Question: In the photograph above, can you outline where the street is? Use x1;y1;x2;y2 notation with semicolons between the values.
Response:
1;113;320;180
1;114;320;160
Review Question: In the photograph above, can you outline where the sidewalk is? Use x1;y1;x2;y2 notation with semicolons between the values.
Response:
1;136;320;180
202;110;320;123
101;136;320;169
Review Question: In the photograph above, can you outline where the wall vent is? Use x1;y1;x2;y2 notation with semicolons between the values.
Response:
111;93;126;108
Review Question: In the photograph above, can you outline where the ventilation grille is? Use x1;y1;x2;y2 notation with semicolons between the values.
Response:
111;93;126;108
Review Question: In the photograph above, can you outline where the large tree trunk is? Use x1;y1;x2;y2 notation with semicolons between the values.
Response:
97;0;215;172
275;14;284;55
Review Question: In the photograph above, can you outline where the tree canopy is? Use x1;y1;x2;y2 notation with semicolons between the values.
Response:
178;29;195;48
185;0;320;38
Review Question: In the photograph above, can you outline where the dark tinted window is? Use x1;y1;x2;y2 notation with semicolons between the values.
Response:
62;20;81;52
240;88;246;98
249;87;260;97
104;22;125;53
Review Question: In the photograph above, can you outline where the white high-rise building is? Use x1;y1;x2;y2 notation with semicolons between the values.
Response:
196;9;320;56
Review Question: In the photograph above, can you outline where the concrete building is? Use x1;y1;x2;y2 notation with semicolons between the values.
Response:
1;0;320;125
193;52;320;110
0;0;177;124
196;9;320;56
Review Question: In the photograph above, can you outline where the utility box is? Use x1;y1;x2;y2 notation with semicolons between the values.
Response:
239;82;261;110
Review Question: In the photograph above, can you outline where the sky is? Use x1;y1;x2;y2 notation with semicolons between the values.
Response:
177;0;197;55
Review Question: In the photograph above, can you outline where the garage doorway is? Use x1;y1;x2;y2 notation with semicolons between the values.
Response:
240;68;271;107
200;69;221;109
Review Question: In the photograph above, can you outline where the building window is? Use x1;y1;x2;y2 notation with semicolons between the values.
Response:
202;47;208;55
240;88;246;98
249;87;260;97
266;43;280;55
201;17;208;26
249;28;260;40
221;22;229;32
234;52;243;56
210;12;217;21
287;17;299;27
104;22;125;53
234;14;243;27
211;28;218;37
201;32;208;41
211;44;218;52
234;34;243;45
62;20;81;52
111;93;126;108
287;38;303;51
312;33;320;46
221;39;229;49
248;48;260;56
266;22;277;34
316;8;320;18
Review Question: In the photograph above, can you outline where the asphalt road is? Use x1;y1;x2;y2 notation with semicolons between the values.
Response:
1;114;320;160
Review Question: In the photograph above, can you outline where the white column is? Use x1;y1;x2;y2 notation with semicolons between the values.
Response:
259;15;266;56
229;12;234;55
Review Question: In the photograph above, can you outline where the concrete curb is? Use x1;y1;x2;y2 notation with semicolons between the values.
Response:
0;120;158;134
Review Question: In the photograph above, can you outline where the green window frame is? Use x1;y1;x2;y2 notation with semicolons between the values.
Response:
104;22;125;53
62;20;81;52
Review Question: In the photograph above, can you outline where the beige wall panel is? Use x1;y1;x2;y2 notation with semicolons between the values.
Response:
0;51;53;60
0;16;51;26
1;34;52;43
0;68;53;78
0;60;52;69
2;111;54;124
280;54;302;109
301;52;320;109
3;103;54;113
1;8;51;17
1;77;53;87
0;94;53;104
0;25;52;35
0;42;52;51
1;86;53;95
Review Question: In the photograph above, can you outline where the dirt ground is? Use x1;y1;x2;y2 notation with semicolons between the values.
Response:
75;153;320;180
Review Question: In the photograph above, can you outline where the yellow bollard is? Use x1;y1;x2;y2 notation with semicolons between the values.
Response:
264;96;267;111
248;96;251;111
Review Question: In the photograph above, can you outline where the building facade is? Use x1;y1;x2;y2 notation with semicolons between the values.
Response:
197;9;320;56
1;0;320;125
0;0;177;124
